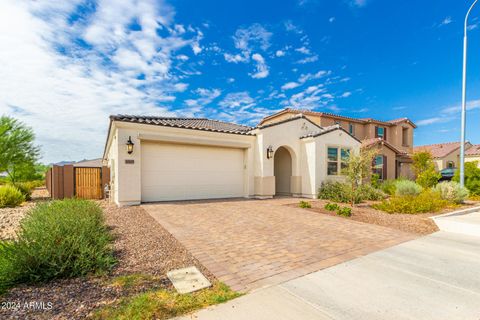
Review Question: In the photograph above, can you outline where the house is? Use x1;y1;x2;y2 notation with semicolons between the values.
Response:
413;142;473;171
465;145;480;167
259;108;417;180
103;114;360;206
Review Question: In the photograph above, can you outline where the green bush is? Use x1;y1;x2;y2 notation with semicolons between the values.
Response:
0;199;115;293
324;203;339;211
453;161;480;195
416;168;441;188
318;181;361;204
379;179;397;195
336;206;352;217
0;185;25;208
433;181;469;204
371;174;380;188
395;180;423;196
372;190;450;214
299;200;312;208
11;182;35;201
356;184;386;201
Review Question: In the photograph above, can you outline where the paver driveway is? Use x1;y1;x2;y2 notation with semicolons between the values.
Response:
143;198;416;292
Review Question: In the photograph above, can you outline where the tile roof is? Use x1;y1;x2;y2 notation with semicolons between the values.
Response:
300;124;361;143
259;108;416;128
110;115;254;135
466;144;480;156
361;137;405;155
413;142;463;158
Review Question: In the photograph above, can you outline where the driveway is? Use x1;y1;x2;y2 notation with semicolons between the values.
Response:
143;198;415;291
176;231;480;320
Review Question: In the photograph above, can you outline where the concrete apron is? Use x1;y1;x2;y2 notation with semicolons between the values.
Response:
432;206;480;238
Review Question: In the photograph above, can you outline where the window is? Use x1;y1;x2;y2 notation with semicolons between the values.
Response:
373;155;385;180
375;126;386;140
402;127;409;146
349;123;355;135
447;161;455;169
327;147;351;175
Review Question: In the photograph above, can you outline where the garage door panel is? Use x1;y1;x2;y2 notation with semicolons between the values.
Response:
141;142;245;202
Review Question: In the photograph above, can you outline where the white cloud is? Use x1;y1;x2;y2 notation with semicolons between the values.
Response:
416;117;444;126
219;92;255;109
224;52;248;63
233;23;272;52
329;17;336;23
341;91;352;98
351;0;367;7
276;50;286;57
282;85;331;109
440;16;452;26
296;55;319;64
295;47;310;55
227;78;235;83
0;0;201;163
184;88;221;110
250;53;269;79
281;82;301;90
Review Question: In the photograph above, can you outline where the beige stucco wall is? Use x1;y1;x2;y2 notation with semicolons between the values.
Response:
434;152;460;171
466;156;480;167
104;116;361;205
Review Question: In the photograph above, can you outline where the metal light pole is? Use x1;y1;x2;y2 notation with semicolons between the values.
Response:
461;0;479;187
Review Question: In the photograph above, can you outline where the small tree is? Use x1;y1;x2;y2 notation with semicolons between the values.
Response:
453;161;480;195
412;151;440;188
0;116;40;184
342;147;378;207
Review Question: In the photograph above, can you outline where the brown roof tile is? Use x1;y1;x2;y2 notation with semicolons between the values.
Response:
466;144;480;156
362;137;405;155
111;115;254;135
413;142;462;158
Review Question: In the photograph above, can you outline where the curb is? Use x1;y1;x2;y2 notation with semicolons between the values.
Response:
431;205;480;221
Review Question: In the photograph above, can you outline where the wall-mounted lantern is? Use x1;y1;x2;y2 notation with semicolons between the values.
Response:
126;136;134;154
266;145;274;159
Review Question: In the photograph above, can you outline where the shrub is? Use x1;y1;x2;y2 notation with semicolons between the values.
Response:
371;174;380;188
372;190;450;214
0;185;25;208
395;180;423;196
11;182;35;201
379;179;397;195
299;200;312;209
324;203;339;211
318;181;355;203
0;199;115;292
433;181;469;204
453;161;480;196
356;184;386;201
336;206;352;217
416;168;440;188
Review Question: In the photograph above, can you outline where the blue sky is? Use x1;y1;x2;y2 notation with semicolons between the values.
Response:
1;0;480;163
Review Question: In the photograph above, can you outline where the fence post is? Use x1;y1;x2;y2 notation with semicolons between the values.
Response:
63;165;74;198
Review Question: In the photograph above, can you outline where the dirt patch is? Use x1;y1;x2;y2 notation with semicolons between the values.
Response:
293;199;480;236
293;200;439;235
0;203;214;320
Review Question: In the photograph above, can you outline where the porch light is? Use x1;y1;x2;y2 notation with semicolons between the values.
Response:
126;136;134;154
267;145;274;159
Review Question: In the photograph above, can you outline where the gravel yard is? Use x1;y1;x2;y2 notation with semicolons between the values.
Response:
0;188;49;240
0;203;214;320
296;199;480;235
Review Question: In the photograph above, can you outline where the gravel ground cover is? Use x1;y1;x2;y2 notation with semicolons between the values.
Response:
0;203;214;320
295;199;480;235
0;188;49;240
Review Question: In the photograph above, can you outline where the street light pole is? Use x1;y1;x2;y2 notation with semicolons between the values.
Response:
461;0;479;187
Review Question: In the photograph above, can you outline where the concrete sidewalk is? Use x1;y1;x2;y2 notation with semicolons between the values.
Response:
176;231;480;320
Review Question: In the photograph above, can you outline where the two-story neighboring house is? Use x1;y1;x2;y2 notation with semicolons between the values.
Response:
259;108;417;180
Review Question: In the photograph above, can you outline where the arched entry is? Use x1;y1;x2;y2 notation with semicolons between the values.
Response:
274;146;292;195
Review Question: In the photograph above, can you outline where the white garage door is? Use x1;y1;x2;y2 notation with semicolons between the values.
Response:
141;142;245;202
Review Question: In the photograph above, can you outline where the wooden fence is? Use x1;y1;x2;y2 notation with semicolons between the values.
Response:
46;165;110;200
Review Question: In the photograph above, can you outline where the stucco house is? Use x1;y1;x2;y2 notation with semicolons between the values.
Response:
103;114;360;206
260;108;417;180
465;145;480;167
413;142;473;171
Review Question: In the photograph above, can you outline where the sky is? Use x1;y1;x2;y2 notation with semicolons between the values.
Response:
1;0;480;164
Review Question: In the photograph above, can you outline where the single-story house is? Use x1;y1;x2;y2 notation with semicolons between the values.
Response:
465;145;480;166
103;114;360;206
413;142;473;171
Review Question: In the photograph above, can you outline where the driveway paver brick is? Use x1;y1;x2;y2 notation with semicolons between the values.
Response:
143;198;416;292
